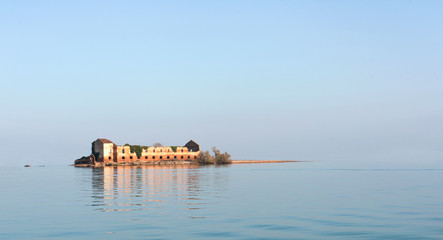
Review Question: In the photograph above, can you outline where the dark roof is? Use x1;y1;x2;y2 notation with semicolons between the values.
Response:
185;140;199;146
97;138;113;143
184;140;200;152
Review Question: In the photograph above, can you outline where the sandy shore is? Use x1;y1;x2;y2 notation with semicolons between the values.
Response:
231;160;300;164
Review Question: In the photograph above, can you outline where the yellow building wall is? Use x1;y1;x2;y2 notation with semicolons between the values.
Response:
93;139;200;164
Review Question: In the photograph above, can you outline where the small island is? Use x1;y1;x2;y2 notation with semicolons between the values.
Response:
75;138;207;167
74;138;297;167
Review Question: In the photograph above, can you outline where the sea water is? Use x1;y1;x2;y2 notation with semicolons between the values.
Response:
1;163;443;239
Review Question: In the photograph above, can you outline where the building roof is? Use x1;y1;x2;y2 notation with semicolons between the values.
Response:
185;140;199;146
184;140;200;152
97;138;114;143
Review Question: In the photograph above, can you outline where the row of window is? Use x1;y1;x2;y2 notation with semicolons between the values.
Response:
121;149;186;154
111;155;195;160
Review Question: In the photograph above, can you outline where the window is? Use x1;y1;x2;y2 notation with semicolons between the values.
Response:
122;149;125;154
130;156;133;159
153;156;156;159
160;149;162;152
160;156;163;159
181;149;183;152
188;156;190;159
153;149;156;153
122;156;125;159
181;156;183;159
109;157;111;160
194;156;196;159
167;156;170;159
145;156;147;159
174;156;177;159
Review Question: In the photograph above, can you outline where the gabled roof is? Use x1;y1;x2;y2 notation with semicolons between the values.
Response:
184;140;199;146
184;140;200;152
97;138;113;143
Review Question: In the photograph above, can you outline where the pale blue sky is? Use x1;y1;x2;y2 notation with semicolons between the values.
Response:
1;1;442;167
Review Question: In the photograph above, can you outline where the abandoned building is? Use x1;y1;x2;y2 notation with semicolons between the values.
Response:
75;139;200;165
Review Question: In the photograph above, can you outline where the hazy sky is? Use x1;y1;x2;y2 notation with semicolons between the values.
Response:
1;1;442;167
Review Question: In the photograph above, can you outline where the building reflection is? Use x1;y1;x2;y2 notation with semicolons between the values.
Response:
91;165;228;213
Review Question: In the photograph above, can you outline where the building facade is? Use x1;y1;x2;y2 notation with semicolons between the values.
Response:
91;139;200;164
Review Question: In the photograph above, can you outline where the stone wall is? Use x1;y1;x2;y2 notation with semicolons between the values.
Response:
92;140;104;162
92;139;200;164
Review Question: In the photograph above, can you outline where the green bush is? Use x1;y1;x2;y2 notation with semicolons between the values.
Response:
124;144;150;158
170;146;179;152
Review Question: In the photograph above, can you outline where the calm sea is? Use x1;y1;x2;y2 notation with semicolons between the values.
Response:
1;163;443;239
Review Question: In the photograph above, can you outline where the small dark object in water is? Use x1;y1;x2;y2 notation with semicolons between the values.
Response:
24;165;31;167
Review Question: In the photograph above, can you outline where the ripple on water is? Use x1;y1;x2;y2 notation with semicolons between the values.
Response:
3;166;443;239
194;231;240;238
250;223;302;231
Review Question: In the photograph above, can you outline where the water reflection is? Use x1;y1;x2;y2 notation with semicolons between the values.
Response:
91;165;229;214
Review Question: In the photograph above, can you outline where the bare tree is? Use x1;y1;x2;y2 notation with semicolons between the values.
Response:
212;147;232;164
153;142;163;147
192;147;232;165
196;150;215;164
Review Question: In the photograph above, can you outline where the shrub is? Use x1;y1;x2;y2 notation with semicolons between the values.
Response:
196;150;215;164
170;146;179;152
193;147;231;165
124;144;149;158
212;147;232;164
